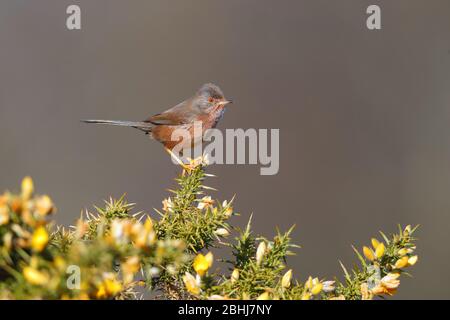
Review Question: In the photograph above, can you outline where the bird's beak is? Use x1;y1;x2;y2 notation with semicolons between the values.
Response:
219;100;233;106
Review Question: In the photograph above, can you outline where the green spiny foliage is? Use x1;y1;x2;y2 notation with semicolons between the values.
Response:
155;165;232;253
0;160;419;300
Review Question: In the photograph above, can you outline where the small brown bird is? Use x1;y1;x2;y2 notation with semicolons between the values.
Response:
82;83;232;152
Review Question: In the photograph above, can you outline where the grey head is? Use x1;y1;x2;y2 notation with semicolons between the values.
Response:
193;83;232;111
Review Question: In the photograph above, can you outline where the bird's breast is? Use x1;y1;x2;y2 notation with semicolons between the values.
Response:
208;106;226;129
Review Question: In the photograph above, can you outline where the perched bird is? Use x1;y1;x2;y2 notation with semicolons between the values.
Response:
82;83;232;152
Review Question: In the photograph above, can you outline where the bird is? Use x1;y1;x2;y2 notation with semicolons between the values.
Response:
82;83;232;156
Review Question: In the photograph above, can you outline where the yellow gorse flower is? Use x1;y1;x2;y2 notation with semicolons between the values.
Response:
197;196;215;210
404;225;412;235
0;206;9;226
162;198;174;212
257;291;270;300
104;278;122;296
394;256;409;269
96;273;123;298
408;255;418;266
96;284;107;299
35;195;54;217
231;269;239;283
360;283;373;300
21;176;34;200
371;273;400;296
23;266;49;286
371;238;380;250
304;276;322;295
183;272;201;295
281;269;293;288
305;276;313;290
53;256;66;272
375;243;385;259
214;228;230;237
122;256;140;284
193;252;213;276
208;295;227;300
363;246;375;261
256;242;267;266
311;282;323;295
31;226;49;252
224;206;233;218
301;292;311;300
329;295;345;300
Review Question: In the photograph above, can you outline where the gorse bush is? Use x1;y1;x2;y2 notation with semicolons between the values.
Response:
0;157;418;300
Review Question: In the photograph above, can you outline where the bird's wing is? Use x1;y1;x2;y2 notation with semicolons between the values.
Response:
146;99;198;125
146;112;185;125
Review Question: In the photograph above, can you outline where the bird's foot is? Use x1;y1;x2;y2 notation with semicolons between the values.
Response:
164;148;191;172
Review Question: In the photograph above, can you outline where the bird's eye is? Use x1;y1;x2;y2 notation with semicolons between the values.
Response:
208;97;214;103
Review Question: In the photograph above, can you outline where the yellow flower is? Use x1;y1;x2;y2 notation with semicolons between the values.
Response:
305;276;313;290
371;273;400;296
183;272;201;295
193;252;213;276
397;248;408;256
185;155;209;171
145;217;153;229
3;232;12;251
31;226;49;252
76;293;90;300
375;243;385;259
256;242;267;266
208;295;227;300
311;282;323;295
363;246;375;261
197;196;215;210
329;295;345;300
404;225;411;235
371;238;380;250
301;292;311;300
35;195;54;216
408;255;418;266
224;206;233;218
0;194;7;206
75;219;89;239
104;278;122;296
305;276;322;295
11;198;22;213
95;273;123;298
162;198;174;212
360;283;373;300
406;246;416;254
21;209;35;227
53;256;66;272
257;291;270;300
122;256;140;284
281;269;293;288
0;206;9;226
23;267;49;286
21;176;34;200
214;228;230;237
231;269;239;284
96;284;107;299
394;256;409;269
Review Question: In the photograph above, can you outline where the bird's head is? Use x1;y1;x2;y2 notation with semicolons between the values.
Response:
195;83;232;111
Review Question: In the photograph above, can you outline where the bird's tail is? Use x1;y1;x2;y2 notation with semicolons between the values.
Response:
81;119;152;132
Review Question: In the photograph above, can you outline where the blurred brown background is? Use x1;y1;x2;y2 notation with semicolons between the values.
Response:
1;0;449;299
